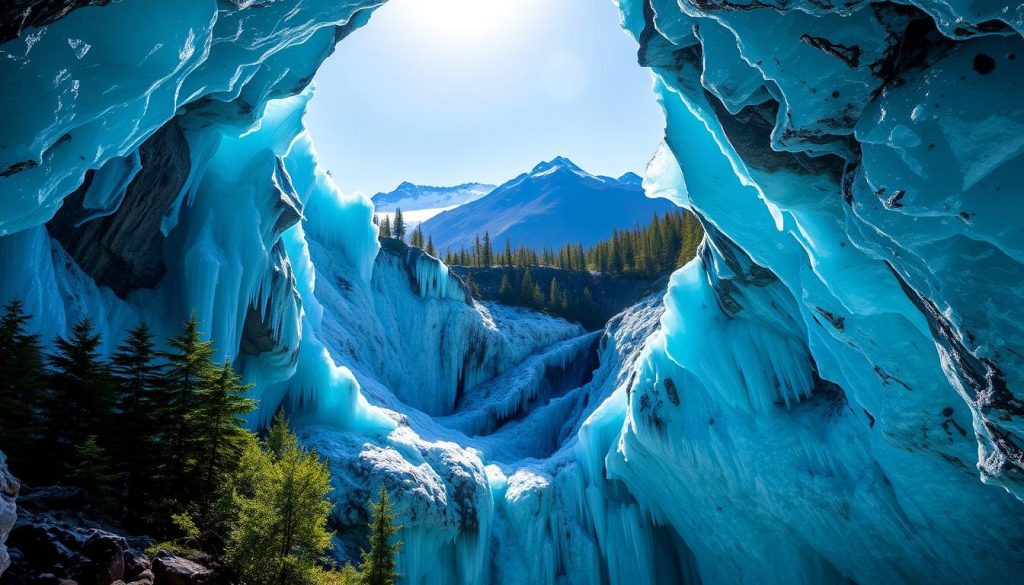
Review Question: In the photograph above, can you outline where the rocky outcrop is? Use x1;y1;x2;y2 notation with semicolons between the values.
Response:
0;451;18;578
0;485;212;585
379;237;472;304
46;120;191;298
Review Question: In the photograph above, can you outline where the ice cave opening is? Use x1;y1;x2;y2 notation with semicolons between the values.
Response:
2;0;1024;584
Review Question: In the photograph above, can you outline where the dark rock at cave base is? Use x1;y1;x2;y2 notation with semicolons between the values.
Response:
70;533;126;585
2;484;219;585
1;490;187;585
150;554;210;585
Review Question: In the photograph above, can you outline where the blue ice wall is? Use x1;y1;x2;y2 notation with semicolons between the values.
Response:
590;0;1024;582
3;0;1024;583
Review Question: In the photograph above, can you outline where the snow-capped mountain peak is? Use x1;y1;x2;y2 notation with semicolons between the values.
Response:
421;157;676;252
529;156;587;177
370;181;496;224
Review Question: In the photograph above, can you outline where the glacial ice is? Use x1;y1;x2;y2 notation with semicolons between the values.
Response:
2;0;1024;583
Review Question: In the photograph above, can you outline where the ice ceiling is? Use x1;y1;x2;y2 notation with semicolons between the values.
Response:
1;0;1023;583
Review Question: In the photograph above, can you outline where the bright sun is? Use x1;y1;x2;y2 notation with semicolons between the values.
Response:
391;0;537;45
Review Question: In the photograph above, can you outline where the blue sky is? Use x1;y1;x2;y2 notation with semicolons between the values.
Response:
305;0;665;196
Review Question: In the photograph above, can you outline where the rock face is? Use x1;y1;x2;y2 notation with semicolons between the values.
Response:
46;120;191;298
0;451;18;578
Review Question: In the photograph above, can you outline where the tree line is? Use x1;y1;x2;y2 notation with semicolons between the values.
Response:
488;268;599;327
373;208;436;257
0;301;401;585
441;210;703;278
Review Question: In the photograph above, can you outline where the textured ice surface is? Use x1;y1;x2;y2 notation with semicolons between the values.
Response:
2;0;1024;583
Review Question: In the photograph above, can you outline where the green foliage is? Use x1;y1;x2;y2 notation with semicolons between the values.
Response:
442;211;703;328
145;513;204;559
481;232;492;267
410;223;425;248
0;309;402;584
66;435;116;512
160;313;219;501
265;409;292;460
441;210;703;277
0;300;45;474
498;272;515;304
111;323;165;514
393;208;406;242
425;235;435;257
228;414;335;585
360;486;402;585
46;319;115;469
1;308;263;539
192;361;256;535
378;215;392;239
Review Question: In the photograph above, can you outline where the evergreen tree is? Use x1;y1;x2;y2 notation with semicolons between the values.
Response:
498;272;515;304
393;208;406;242
520;268;537;308
110;323;165;514
193;361;256;531
229;414;334;585
0;300;45;474
361;485;402;585
265;409;292;460
379;216;392;239
503;238;512;267
465;273;481;299
482;232;492;266
47;319;115;466
548;278;560;308
426;235;436;257
66;435;116;512
410;223;424;248
161;314;219;500
530;283;544;308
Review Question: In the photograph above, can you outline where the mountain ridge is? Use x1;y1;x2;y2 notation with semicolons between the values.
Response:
421;157;677;253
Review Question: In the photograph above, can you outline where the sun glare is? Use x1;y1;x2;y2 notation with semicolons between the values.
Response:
392;0;538;45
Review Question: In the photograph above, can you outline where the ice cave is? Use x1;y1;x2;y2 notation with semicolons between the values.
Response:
2;0;1024;583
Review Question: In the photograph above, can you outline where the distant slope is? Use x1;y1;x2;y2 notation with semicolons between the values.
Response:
421;157;678;253
371;181;495;224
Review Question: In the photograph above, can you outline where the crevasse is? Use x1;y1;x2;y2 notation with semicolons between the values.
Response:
1;0;1023;583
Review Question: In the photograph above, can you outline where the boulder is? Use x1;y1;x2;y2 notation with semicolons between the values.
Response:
151;553;211;585
122;549;151;581
71;532;127;584
125;568;155;585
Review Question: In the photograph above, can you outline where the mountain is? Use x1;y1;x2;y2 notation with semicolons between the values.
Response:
370;181;495;224
421;157;677;253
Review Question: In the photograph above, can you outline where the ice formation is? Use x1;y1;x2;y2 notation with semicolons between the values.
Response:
2;0;1024;583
